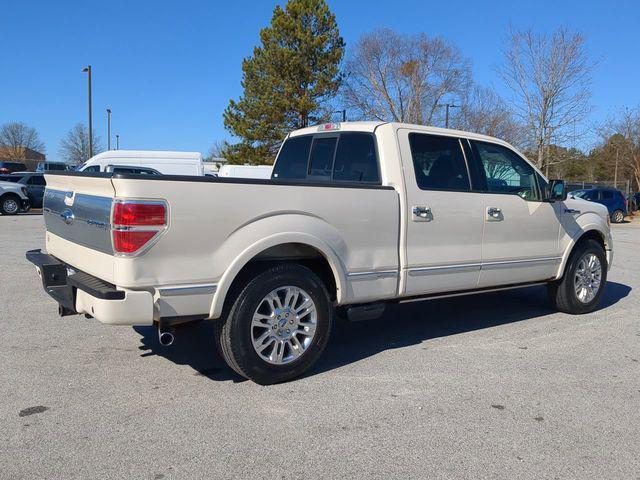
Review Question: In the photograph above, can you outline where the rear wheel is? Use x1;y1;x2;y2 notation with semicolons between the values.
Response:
611;209;624;223
0;194;20;215
215;264;333;384
548;239;607;314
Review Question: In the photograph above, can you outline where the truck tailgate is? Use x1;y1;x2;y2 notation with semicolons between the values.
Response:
43;173;117;283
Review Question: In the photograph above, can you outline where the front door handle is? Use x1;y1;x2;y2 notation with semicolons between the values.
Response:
564;208;581;215
412;205;432;221
487;207;503;221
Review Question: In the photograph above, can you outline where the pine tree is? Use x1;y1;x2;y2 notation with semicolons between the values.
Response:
223;0;344;165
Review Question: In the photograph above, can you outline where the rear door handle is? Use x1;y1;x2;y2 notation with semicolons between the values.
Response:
564;208;581;214
412;205;432;221
487;207;503;221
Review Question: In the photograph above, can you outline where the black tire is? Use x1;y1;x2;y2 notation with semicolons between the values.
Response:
548;239;607;314
215;264;333;384
0;194;21;215
611;209;624;223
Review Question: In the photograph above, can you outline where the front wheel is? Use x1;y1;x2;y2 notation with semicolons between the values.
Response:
0;195;21;215
548;239;607;314
215;264;333;384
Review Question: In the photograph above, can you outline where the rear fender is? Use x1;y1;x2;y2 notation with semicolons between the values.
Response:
209;214;348;319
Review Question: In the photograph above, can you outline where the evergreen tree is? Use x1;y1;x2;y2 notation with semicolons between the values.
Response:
223;0;344;165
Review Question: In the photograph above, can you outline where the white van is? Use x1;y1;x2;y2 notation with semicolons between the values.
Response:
217;164;273;179
78;150;204;176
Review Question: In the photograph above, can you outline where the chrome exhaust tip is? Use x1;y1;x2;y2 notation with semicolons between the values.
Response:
158;329;174;347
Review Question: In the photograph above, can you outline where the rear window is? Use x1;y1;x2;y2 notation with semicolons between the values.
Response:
272;136;312;180
308;137;337;179
273;132;380;184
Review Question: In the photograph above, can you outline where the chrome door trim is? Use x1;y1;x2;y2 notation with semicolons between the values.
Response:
408;262;482;276
482;256;561;268
407;256;561;276
347;269;398;280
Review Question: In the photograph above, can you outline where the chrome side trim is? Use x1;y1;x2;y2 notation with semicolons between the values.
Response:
407;257;562;276
408;262;481;276
347;269;398;280
481;256;561;268
158;284;217;297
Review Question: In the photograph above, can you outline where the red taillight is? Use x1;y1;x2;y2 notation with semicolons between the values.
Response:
113;202;166;226
113;230;158;254
112;201;167;255
0;168;9;174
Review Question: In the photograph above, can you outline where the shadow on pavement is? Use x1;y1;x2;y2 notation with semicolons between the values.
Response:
133;281;631;382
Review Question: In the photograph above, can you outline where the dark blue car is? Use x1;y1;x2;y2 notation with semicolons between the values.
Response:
569;187;627;223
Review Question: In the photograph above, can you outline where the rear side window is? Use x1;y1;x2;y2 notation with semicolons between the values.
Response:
272;136;312;180
601;190;613;199
408;133;470;191
333;133;379;183
308;137;337;179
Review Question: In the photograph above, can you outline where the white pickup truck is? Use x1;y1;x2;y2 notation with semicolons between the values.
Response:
27;122;613;384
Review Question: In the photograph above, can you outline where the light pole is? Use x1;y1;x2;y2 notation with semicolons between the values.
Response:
82;66;93;157
115;134;120;150
332;110;347;122
106;109;111;150
438;102;459;128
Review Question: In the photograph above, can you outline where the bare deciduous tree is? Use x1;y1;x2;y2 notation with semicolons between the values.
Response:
455;86;524;147
59;124;103;165
0;122;46;158
204;140;228;162
342;29;472;126
500;26;593;174
609;107;640;190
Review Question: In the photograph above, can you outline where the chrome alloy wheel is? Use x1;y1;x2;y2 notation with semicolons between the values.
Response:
574;253;602;303
3;198;19;214
251;286;317;365
613;210;624;223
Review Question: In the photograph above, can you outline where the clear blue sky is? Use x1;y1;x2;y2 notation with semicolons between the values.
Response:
1;0;638;161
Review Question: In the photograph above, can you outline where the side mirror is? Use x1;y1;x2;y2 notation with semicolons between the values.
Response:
547;179;567;202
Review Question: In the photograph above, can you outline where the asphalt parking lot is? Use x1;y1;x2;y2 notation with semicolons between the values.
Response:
1;214;639;480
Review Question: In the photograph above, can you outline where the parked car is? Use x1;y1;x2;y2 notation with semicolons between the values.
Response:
0;161;27;174
36;162;70;173
78;150;204;176
0;172;47;208
569;187;627;223
0;179;30;214
27;122;612;384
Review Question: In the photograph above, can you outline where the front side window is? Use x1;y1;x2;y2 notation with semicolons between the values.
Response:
333;133;379;183
82;165;101;173
408;133;470;191
272;136;312;180
472;141;540;201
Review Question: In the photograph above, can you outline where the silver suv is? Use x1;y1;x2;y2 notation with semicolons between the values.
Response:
0;180;30;215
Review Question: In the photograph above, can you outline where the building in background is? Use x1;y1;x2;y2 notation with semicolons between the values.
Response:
0;146;46;171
